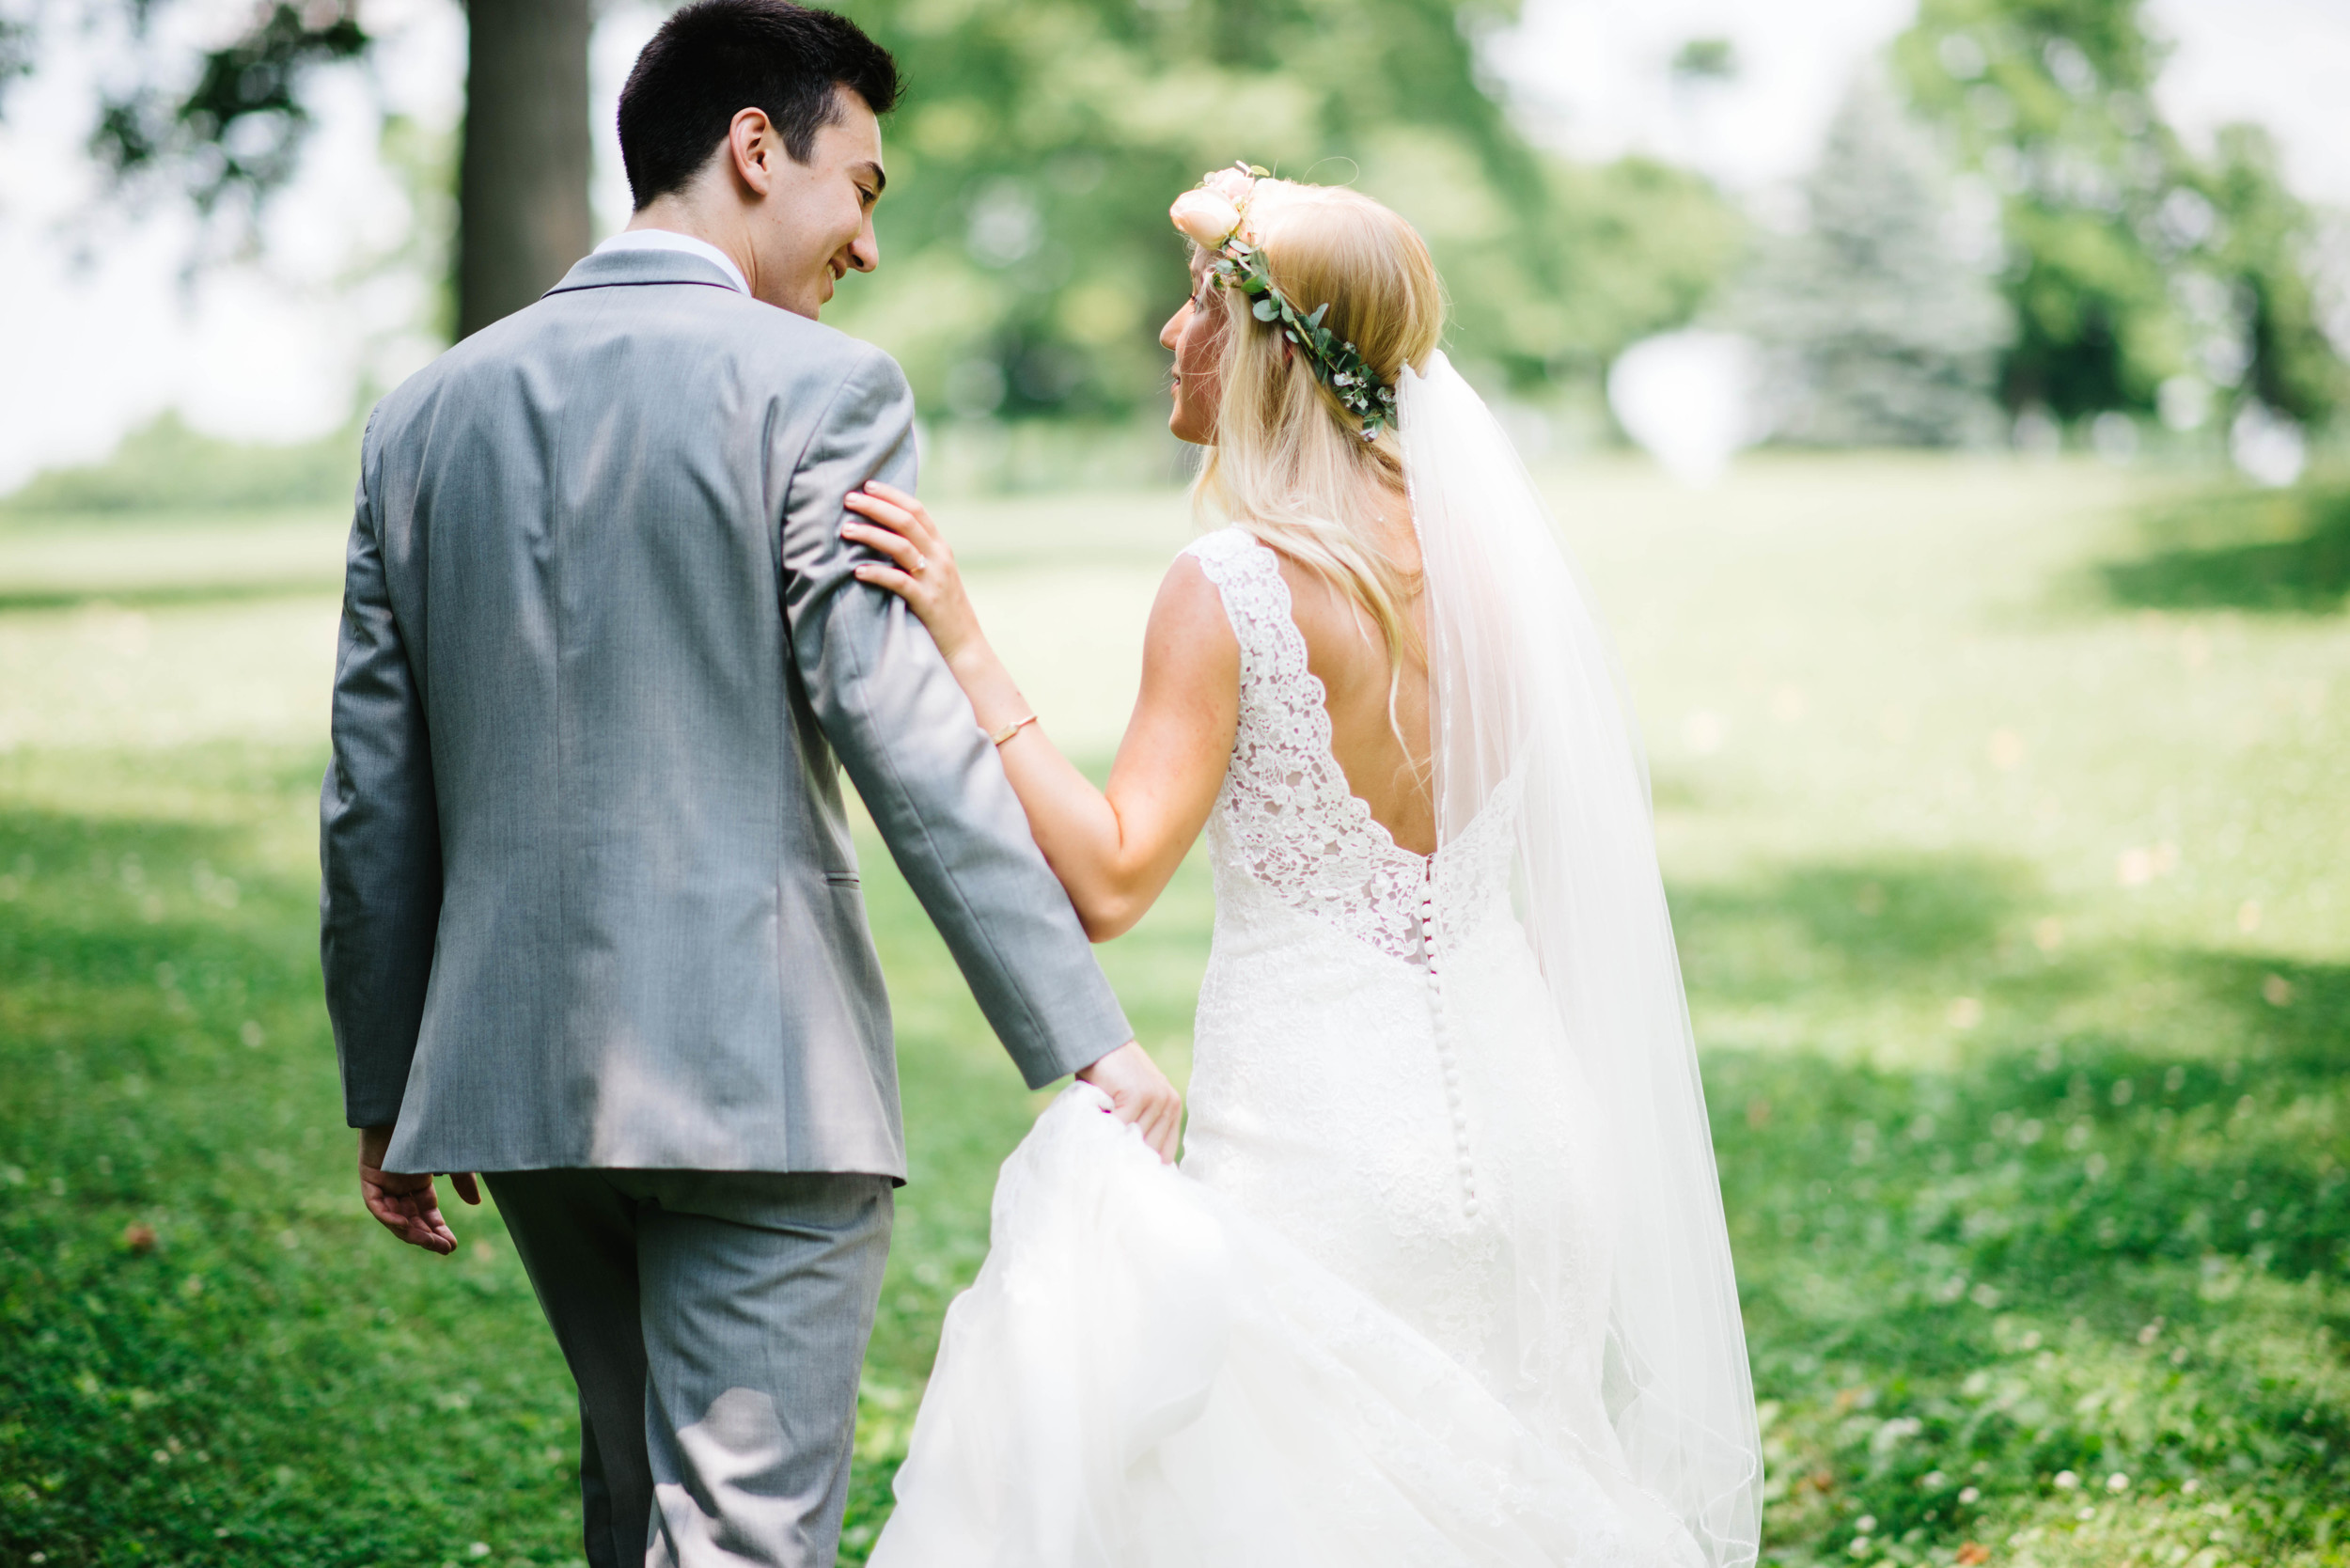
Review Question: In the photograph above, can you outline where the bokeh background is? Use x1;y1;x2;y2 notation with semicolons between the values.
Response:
2;1;2346;1565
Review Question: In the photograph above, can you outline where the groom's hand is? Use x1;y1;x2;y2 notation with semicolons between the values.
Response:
357;1124;480;1255
1076;1041;1183;1164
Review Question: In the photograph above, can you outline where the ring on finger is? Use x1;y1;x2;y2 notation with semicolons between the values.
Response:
908;551;928;573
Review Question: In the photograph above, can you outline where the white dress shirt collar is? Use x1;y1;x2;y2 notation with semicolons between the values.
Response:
592;228;751;296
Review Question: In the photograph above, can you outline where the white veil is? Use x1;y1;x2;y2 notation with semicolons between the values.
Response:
1401;352;1762;1567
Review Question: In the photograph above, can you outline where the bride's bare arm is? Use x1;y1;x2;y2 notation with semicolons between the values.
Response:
841;482;1237;942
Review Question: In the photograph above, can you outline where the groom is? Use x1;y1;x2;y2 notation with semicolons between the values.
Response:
318;3;1179;1563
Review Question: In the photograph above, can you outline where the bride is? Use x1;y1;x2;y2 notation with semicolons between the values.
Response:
838;165;1762;1567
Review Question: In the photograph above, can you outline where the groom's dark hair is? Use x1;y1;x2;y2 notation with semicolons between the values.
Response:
617;0;901;210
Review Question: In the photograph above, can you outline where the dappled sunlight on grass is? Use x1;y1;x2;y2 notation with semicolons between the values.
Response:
0;597;339;755
2099;481;2350;615
1713;1008;2347;1565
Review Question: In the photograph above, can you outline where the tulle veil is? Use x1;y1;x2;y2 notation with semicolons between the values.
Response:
1401;352;1763;1567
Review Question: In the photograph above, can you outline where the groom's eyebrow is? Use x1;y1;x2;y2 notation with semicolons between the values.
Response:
855;161;887;196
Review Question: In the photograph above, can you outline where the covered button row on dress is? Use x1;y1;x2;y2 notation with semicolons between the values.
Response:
1421;881;1479;1219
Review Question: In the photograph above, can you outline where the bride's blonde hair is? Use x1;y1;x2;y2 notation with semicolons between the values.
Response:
1192;179;1446;700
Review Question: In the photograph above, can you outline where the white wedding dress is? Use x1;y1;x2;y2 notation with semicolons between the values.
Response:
870;356;1759;1568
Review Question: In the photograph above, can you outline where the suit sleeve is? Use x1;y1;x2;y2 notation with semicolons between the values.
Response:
319;414;444;1128
780;348;1133;1089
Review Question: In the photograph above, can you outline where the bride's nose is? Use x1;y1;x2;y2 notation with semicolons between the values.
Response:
1159;302;1189;353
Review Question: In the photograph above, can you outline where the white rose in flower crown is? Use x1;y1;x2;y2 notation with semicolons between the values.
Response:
1169;188;1243;250
1200;165;1256;205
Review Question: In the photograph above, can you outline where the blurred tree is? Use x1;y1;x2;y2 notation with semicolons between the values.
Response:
55;0;588;337
454;0;592;337
1735;74;2008;447
1534;154;1746;391
1669;38;1737;84
2201;125;2345;429
15;0;1741;412
819;0;1743;423
0;3;32;107
1890;0;2343;432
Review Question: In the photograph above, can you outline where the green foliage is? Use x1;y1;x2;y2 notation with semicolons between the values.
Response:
1670;38;1738;84
90;2;370;220
0;415;361;520
1891;0;2347;431
28;0;1743;427
822;0;1742;419
1736;75;2008;447
1530;154;1747;385
0;0;31;113
1891;0;2185;420
2202;126;2348;428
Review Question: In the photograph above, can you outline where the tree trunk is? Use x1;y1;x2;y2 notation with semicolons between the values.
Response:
457;0;593;337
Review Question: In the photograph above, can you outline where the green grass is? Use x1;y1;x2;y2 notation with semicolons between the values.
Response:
0;514;347;613
2099;480;2350;614
2;456;2345;1568
0;414;360;521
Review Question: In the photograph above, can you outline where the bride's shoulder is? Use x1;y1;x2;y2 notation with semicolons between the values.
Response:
1143;546;1241;670
1178;525;1272;575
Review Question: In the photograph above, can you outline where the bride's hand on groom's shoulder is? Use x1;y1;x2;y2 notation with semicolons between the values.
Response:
1075;1041;1183;1164
842;482;985;666
356;1124;480;1255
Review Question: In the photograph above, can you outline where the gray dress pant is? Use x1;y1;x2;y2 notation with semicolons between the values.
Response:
487;1169;894;1568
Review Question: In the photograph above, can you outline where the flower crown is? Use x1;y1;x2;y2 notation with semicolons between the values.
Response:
1168;163;1398;441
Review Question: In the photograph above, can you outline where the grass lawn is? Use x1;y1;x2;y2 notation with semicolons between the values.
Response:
1;457;2344;1568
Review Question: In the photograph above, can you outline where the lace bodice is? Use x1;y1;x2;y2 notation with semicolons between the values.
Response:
1183;526;1516;965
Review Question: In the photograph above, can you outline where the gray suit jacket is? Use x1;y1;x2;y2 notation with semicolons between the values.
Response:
320;247;1132;1179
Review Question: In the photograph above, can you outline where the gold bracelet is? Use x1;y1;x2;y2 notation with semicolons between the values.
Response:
989;713;1039;747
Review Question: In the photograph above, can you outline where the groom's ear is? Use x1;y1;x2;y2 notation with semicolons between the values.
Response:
725;107;780;198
